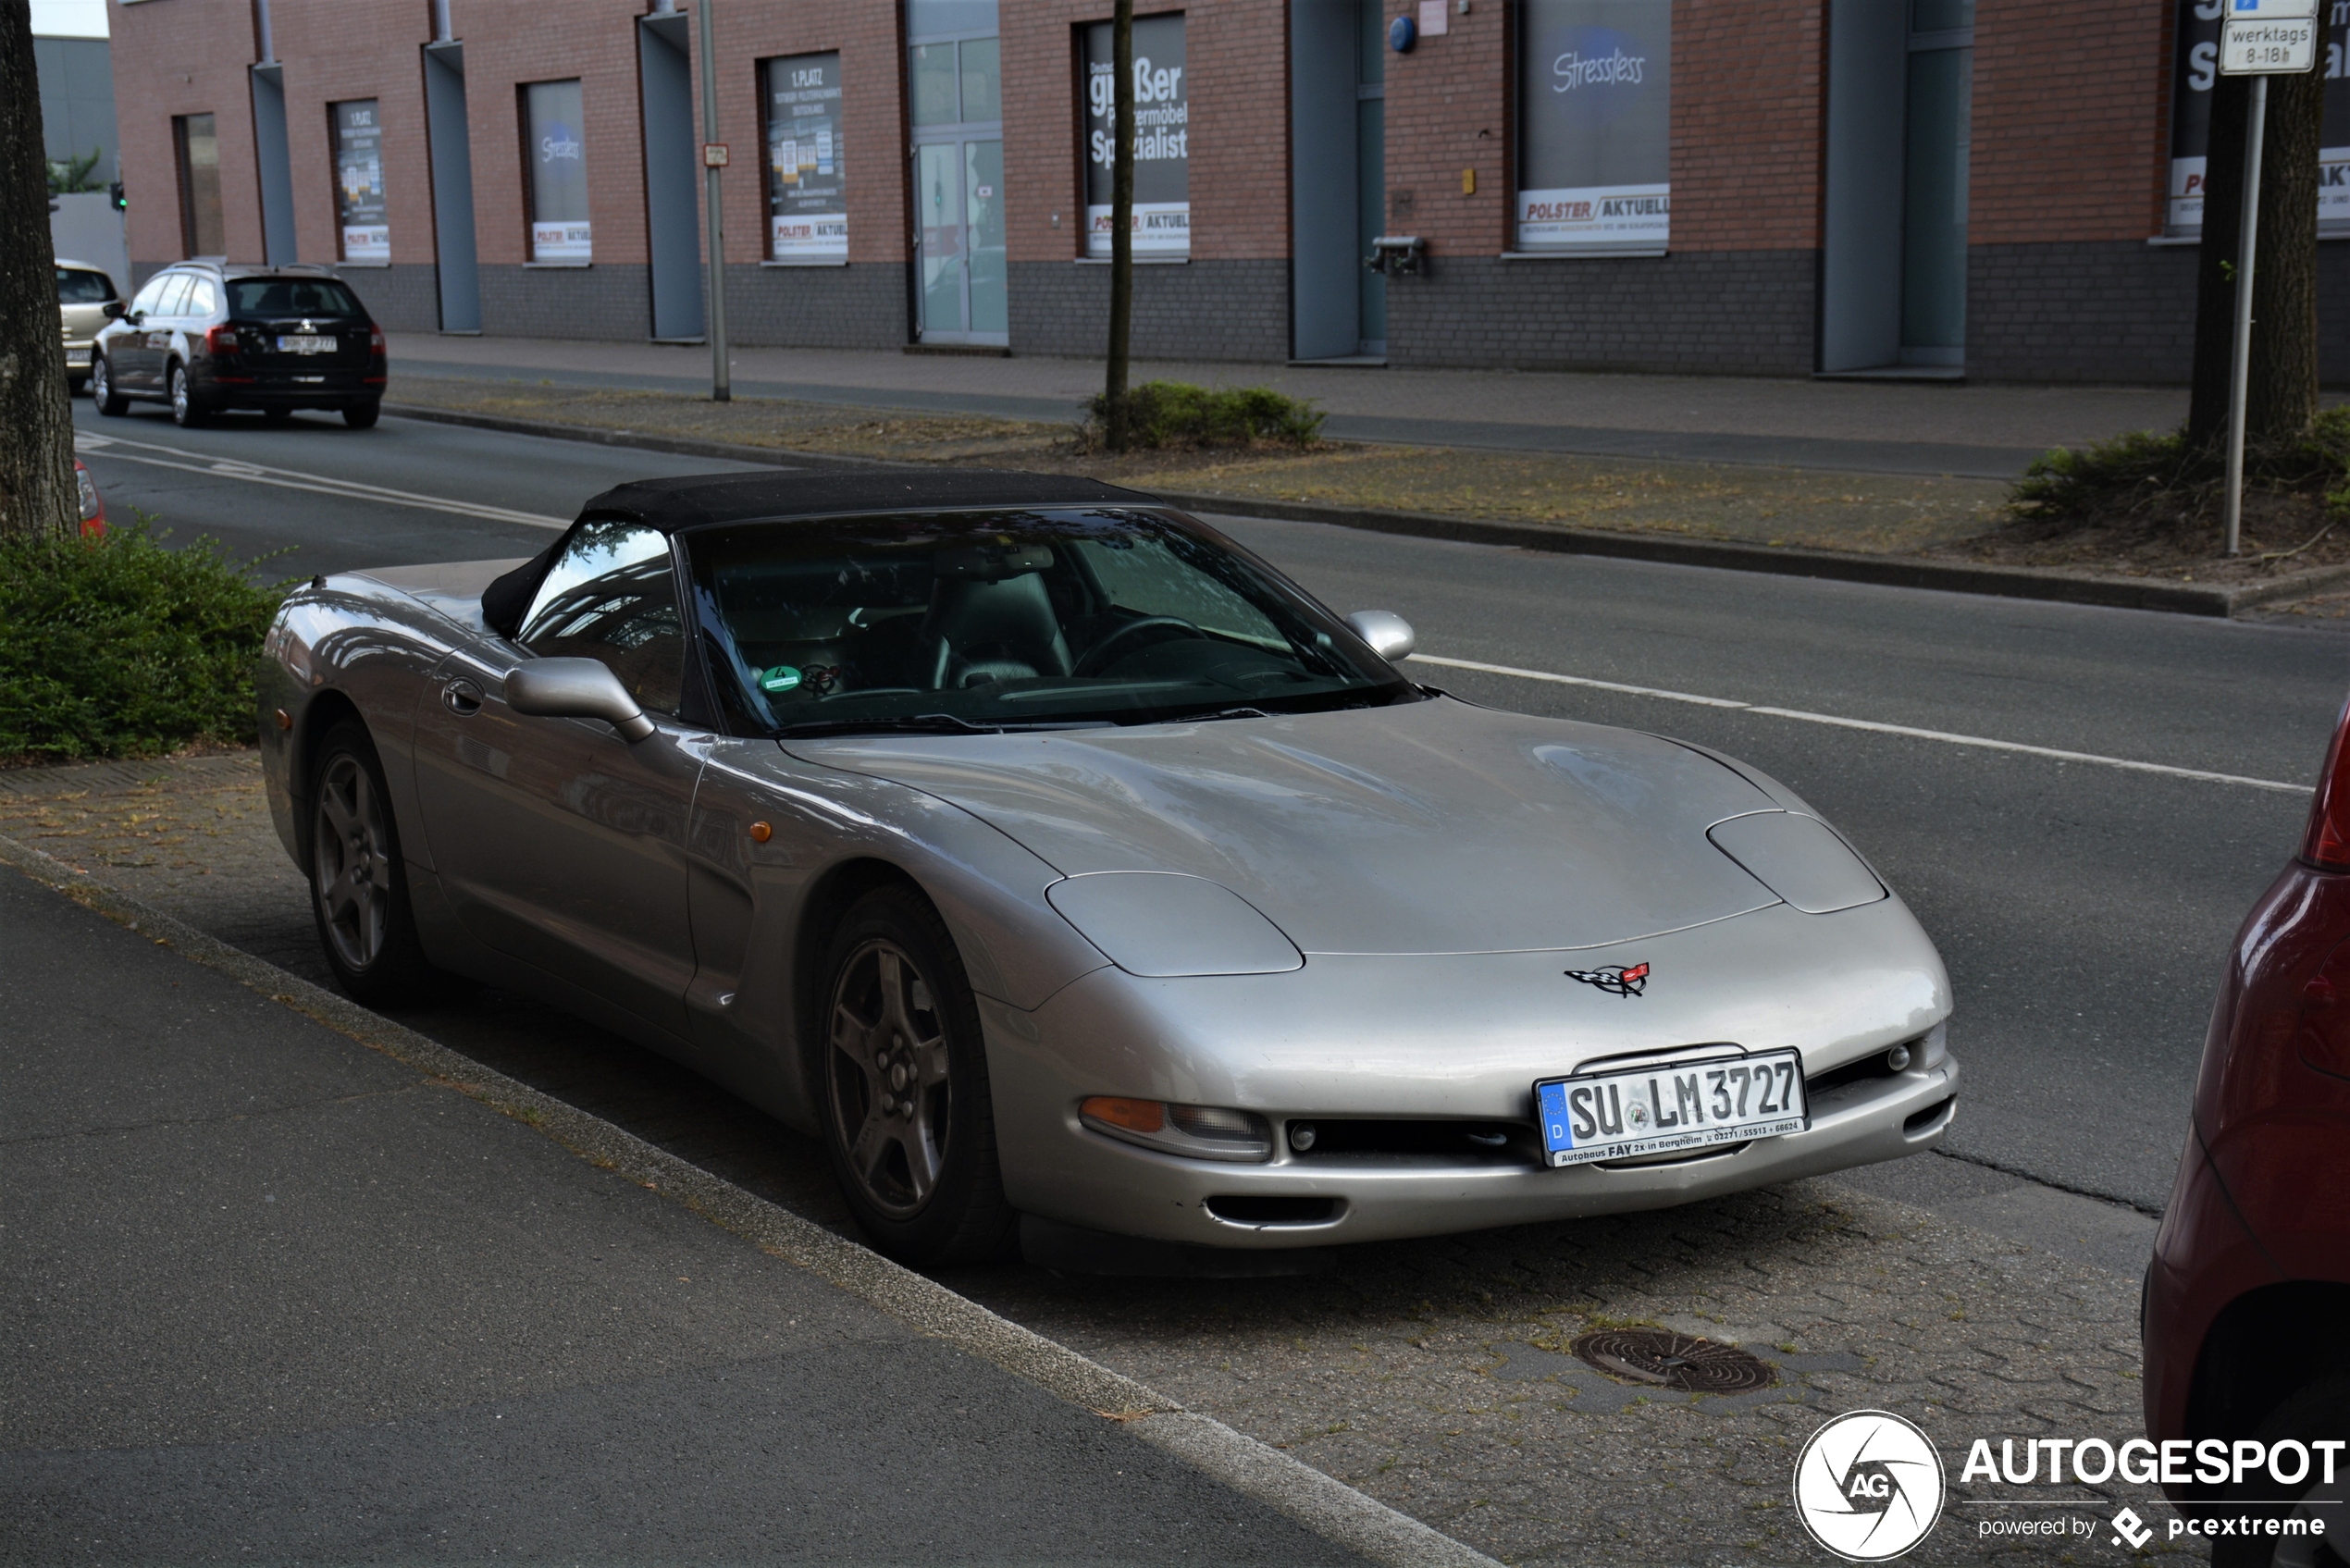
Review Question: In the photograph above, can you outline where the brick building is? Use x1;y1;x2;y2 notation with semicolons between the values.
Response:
105;0;2350;383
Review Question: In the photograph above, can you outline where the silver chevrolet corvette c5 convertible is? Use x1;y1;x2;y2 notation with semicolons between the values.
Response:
257;470;1959;1266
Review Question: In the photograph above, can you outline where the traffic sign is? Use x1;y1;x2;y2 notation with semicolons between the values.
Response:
2222;0;2318;73
701;142;731;167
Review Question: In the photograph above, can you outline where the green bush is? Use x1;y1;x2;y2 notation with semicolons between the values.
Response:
0;519;283;765
1084;380;1325;450
2012;406;2350;521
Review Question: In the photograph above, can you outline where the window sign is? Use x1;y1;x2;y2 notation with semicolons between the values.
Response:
331;100;389;261
1515;0;1672;253
525;79;590;262
764;54;847;260
2167;0;2350;235
1082;14;1189;259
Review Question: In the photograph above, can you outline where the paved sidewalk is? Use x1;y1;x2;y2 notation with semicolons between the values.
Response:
386;333;2195;479
0;753;2192;1566
0;864;1370;1565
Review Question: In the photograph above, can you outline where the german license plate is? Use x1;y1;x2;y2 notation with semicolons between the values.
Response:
1536;1049;1808;1167
278;334;333;354
64;348;90;366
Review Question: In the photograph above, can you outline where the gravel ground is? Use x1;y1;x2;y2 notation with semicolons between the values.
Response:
0;751;2195;1566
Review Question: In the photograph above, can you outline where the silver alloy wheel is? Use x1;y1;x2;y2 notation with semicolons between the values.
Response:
169;364;190;422
827;939;952;1218
313;753;393;972
90;357;108;402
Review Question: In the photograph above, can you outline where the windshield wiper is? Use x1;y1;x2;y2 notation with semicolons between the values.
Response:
777;713;1005;738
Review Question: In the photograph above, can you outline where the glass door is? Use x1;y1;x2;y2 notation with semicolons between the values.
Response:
1900;0;1973;368
907;4;1006;345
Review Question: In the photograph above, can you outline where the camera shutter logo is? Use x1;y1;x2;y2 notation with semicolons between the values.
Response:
1793;1410;1947;1562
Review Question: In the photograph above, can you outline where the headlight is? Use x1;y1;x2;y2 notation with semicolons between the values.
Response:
1080;1096;1275;1163
1047;871;1302;977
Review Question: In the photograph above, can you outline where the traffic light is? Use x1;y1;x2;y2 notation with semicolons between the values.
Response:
108;180;125;212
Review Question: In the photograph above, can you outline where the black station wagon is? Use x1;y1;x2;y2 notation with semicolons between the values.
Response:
91;262;387;428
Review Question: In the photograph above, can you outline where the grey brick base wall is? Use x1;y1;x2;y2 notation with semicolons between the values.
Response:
1007;259;1288;362
476;264;652;341
724;262;908;349
335;264;439;333
1388;250;1819;376
1968;240;2350;387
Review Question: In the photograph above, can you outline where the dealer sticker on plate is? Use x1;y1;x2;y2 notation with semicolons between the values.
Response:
1536;1048;1807;1167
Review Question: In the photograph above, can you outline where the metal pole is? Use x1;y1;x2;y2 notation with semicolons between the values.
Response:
698;0;730;402
2225;73;2269;558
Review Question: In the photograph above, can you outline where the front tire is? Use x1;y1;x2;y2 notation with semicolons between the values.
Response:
343;401;380;429
819;886;1017;1266
91;354;127;416
308;720;438;1006
168;363;206;426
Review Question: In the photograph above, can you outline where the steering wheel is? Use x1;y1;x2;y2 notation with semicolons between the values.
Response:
1073;615;1206;676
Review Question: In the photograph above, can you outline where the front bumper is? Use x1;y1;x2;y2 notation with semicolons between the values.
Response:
983;908;1956;1248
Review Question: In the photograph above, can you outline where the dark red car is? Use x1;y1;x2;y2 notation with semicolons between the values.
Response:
2145;697;2350;1562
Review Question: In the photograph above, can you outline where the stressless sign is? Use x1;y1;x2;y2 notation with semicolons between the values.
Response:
1516;0;1671;252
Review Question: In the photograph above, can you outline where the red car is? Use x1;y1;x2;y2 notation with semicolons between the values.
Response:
2145;696;2350;1561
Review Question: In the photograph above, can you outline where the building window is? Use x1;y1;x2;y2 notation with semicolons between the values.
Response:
522;79;590;263
330;99;389;261
1514;0;1671;253
762;53;847;261
172;112;224;257
2166;1;2350;239
1081;13;1188;259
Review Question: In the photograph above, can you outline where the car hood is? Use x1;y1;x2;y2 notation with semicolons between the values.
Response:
788;697;1786;956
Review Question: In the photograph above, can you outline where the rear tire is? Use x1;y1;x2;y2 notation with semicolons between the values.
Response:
90;354;127;416
307;720;438;1006
818;885;1018;1266
168;363;206;426
2210;1372;2350;1568
343;401;380;429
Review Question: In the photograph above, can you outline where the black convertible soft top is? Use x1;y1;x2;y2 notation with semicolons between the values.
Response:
481;468;1160;638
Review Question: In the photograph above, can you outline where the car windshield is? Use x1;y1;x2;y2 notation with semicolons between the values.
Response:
685;508;1416;735
228;278;364;317
56;268;114;303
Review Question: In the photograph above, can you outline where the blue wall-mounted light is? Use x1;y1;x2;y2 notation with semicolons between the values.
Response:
1388;13;1416;52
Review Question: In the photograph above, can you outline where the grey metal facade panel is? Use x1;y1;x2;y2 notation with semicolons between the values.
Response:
475;264;654;340
723;262;910;350
1387;251;1820;377
1007;258;1290;362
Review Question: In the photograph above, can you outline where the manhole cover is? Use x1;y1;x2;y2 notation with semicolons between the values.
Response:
1569;1329;1777;1394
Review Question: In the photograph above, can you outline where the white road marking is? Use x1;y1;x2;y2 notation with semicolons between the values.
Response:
1407;652;2316;795
73;430;570;529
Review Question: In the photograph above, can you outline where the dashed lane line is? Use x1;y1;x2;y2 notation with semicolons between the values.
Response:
1408;651;2314;796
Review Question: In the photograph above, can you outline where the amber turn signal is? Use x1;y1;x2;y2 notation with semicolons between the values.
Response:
748;821;773;843
1079;1095;1166;1133
274;709;292;731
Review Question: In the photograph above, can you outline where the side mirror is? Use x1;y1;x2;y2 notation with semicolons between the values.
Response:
504;657;656;742
1344;610;1416;662
102;300;125;319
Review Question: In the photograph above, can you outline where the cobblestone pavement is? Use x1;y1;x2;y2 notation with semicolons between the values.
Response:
0;753;2197;1567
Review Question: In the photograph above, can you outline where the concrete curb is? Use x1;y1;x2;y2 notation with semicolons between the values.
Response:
377;400;2346;619
1156;491;2350;619
0;829;1498;1568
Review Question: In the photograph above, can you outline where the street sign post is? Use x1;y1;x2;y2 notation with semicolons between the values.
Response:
2218;0;2317;557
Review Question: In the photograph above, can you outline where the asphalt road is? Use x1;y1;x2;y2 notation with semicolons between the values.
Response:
71;400;2350;1213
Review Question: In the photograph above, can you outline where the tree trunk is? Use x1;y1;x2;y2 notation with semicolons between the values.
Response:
0;0;80;541
2186;68;2323;451
1104;0;1135;451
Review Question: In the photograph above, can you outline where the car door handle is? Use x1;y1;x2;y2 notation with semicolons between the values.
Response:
441;678;483;716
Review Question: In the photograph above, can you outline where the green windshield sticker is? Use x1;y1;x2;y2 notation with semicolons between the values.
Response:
759;665;803;694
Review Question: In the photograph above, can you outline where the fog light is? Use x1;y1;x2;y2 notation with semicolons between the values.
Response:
1887;1043;1912;1072
1080;1096;1273;1163
1289;1122;1317;1153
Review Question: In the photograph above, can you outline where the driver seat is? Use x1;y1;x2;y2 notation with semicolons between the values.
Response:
916;568;1073;689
